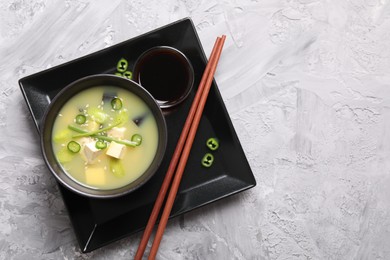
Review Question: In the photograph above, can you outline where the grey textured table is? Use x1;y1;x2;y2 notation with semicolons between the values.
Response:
1;0;390;259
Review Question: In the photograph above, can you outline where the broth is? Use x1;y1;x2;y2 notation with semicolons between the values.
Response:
51;86;159;190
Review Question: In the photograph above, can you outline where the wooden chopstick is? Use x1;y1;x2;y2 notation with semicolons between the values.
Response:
134;37;222;260
147;35;226;259
134;35;226;260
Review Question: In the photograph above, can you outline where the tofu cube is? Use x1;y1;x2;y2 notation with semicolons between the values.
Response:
106;142;126;159
85;167;106;186
83;141;103;163
107;127;126;139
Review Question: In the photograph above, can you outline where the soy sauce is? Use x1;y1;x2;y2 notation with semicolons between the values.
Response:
134;48;194;108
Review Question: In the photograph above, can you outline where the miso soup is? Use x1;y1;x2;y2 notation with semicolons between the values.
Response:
51;86;159;190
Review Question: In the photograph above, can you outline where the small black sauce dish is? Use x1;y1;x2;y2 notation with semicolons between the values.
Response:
133;46;194;109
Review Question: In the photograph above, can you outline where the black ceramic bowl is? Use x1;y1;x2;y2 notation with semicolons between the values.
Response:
41;75;167;198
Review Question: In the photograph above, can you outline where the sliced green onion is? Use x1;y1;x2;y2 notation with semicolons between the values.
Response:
53;129;72;143
201;153;214;168
113;110;129;125
117;58;128;73
206;137;219;151
56;147;74;163
131;134;142;146
88;107;108;124
123;71;132;79
67;141;81;153
95;140;107;149
75;114;86;124
115;72;123;77
111;98;123;110
110;158;125;177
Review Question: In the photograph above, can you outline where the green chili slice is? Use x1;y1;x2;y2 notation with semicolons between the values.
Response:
95;140;107;149
201;153;214;168
131;134;142;146
56;147;74;163
111;98;123;110
123;71;132;79
75;114;86;125
206;137;219;151
67;141;81;153
117;58;128;73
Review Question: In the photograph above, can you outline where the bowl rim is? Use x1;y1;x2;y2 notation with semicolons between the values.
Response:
40;74;167;199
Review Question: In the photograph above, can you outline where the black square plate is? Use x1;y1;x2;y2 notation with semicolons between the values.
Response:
19;18;256;253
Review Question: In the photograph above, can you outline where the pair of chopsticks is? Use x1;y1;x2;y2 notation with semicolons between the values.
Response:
135;35;226;260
